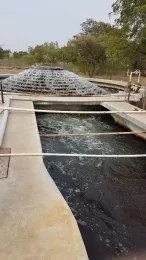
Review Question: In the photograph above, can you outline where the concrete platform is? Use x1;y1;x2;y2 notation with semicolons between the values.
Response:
5;92;139;105
88;78;145;94
88;78;127;89
0;99;88;260
102;101;146;140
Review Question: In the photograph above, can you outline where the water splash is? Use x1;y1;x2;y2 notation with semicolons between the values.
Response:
3;66;107;96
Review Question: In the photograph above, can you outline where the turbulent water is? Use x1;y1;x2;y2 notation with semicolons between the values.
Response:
36;113;146;260
2;66;107;96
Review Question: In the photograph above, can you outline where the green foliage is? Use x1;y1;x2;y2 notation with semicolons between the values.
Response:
111;0;146;71
112;0;146;36
22;54;37;66
0;48;11;59
104;29;131;66
80;19;112;37
58;46;77;64
13;51;28;59
28;42;59;65
70;35;106;77
111;0;146;56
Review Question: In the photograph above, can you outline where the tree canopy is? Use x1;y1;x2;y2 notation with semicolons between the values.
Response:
1;1;146;77
70;35;105;77
112;0;146;55
79;19;112;37
0;48;11;59
112;0;146;36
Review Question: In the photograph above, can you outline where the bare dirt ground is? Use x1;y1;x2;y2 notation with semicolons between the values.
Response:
0;67;27;74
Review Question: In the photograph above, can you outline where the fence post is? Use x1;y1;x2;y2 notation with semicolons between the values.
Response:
0;81;4;104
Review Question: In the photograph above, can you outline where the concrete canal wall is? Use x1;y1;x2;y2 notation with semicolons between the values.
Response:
0;99;88;260
102;101;146;141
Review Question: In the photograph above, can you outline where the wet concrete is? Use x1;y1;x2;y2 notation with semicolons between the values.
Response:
36;113;146;260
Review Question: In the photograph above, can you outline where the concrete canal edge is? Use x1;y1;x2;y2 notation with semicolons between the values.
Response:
102;101;146;141
88;78;127;90
0;99;88;260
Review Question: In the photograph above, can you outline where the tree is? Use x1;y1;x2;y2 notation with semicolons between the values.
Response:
22;54;37;66
103;27;146;71
80;19;112;37
13;51;28;59
43;42;59;64
28;42;59;65
0;47;11;59
111;0;146;72
112;0;146;36
111;0;146;55
0;48;5;59
70;35;106;77
58;46;77;64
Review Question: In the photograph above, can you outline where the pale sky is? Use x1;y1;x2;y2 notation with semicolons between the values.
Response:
0;0;114;51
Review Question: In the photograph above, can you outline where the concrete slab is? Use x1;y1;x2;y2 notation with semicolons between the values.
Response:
3;92;139;106
88;78;127;88
102;101;146;140
0;99;88;260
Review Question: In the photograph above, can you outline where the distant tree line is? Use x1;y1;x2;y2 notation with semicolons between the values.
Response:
0;0;146;77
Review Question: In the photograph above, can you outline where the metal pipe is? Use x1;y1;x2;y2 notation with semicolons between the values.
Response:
16;97;137;102
0;98;10;146
0;81;4;104
130;72;133;82
0;152;146;158
138;71;141;84
40;131;146;138
0;106;144;114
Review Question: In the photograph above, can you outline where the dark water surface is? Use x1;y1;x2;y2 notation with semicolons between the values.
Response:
36;113;146;260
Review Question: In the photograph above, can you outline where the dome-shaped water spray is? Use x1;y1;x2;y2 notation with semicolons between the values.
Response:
3;66;107;96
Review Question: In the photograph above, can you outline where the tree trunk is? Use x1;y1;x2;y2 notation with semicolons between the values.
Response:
88;64;96;78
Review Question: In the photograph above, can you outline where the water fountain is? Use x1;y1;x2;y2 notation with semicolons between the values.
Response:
2;66;107;96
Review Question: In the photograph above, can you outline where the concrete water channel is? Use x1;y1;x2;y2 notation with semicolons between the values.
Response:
34;96;146;259
0;78;146;259
37;109;146;260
